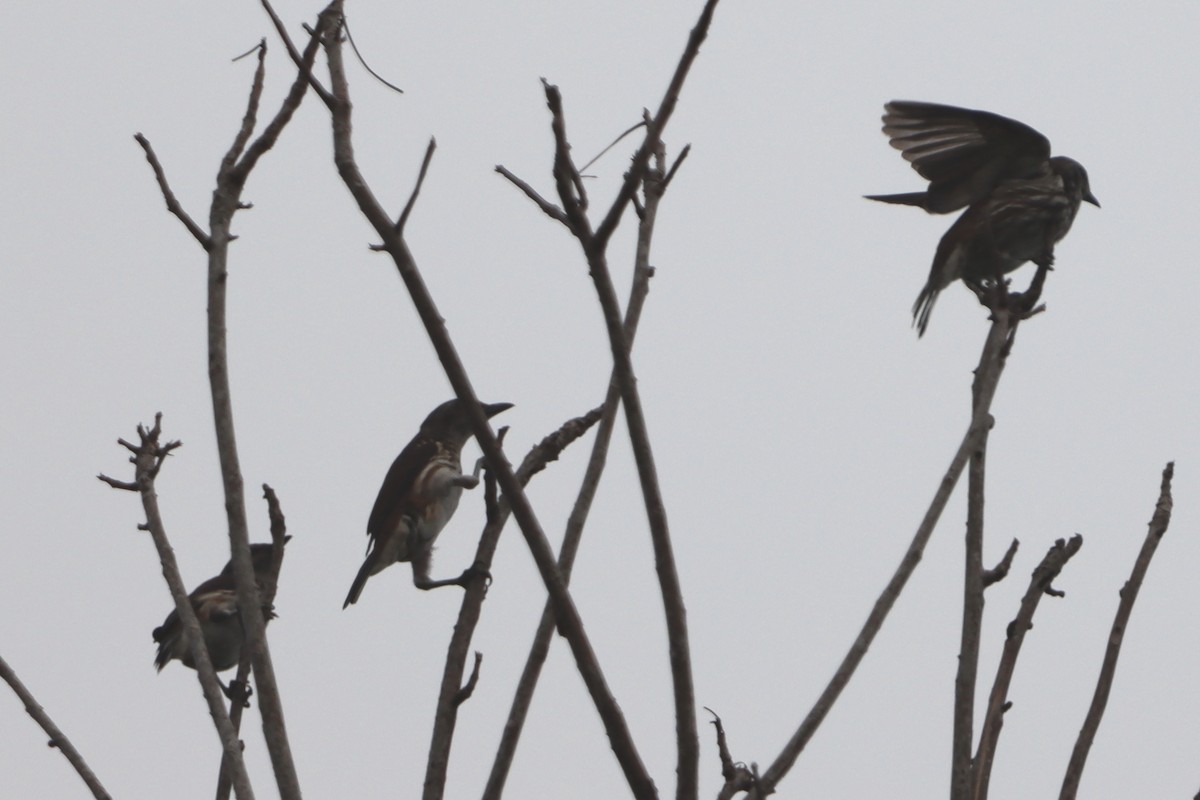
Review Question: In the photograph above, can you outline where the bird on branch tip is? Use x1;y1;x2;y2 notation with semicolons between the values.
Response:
866;101;1099;336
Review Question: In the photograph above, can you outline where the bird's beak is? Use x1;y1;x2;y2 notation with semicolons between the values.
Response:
1084;190;1100;208
483;402;514;419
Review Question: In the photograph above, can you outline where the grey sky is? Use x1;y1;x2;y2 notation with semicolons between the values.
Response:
4;1;1199;797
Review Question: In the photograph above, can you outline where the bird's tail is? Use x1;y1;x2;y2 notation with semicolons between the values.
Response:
343;559;374;608
864;191;931;210
912;283;940;337
152;622;176;672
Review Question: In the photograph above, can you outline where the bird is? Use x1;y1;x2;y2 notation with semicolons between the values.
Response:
152;540;287;673
343;398;513;608
866;101;1099;335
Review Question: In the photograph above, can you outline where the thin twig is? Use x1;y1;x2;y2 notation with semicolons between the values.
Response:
484;145;667;800
133;134;212;250
579;120;647;174
983;539;1019;587
232;42;265;63
970;535;1084;800
752;308;1017;798
1059;463;1175;800
0;653;113;800
396;137;436;234
222;41;268;169
705;708;756;800
494;165;569;225
343;17;404;94
542;81;591;233
258;0;335;108
453;652;483;707
593;0;720;249
661;144;691;192
227;15;327;187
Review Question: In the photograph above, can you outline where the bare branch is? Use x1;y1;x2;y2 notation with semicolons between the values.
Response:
221;40;268;170
258;0;335;108
661;143;691;191
215;487;289;800
983;539;1020;587
229;15;328;185
593;0;721;248
426;409;603;800
530;38;717;794
579;120;647;174
317;5;658;795
134;134;212;250
0;653;113;800
191;14;336;797
485;146;665;800
495;165;570;226
96;473;138;491
1060;463;1176;800
754;307;1018;799
101;417;255;799
343;17;404;94
952;380;992;800
705;708;756;800
396;137;436;235
453;653;483;707
542;80;591;234
971;535;1084;800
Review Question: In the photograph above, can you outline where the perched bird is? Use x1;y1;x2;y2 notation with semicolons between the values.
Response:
343;398;513;608
867;101;1099;335
152;540;287;673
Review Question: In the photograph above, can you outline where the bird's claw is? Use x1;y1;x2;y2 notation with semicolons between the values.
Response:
458;563;493;589
223;679;253;708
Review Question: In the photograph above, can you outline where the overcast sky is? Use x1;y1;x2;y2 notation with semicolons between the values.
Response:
4;1;1200;797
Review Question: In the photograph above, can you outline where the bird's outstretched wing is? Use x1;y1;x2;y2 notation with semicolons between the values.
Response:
878;101;1052;213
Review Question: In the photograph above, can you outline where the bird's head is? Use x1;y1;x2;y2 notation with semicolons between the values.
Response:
420;398;513;446
1051;156;1100;208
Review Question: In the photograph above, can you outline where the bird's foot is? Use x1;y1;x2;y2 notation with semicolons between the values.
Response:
455;562;493;590
223;679;253;708
968;277;1011;310
1012;263;1052;318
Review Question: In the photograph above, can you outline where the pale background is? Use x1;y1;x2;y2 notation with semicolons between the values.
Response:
3;1;1198;797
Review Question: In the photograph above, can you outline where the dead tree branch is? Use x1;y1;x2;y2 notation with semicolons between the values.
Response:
425;410;604;799
133;135;211;250
136;17;329;797
951;272;1047;799
484;145;668;800
971;535;1084;800
0;653;113;800
1059;463;1175;800
499;4;724;789
98;416;255;799
705;708;757;800
312;2;658;795
752;306;1018;798
982;539;1019;588
215;486;291;800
